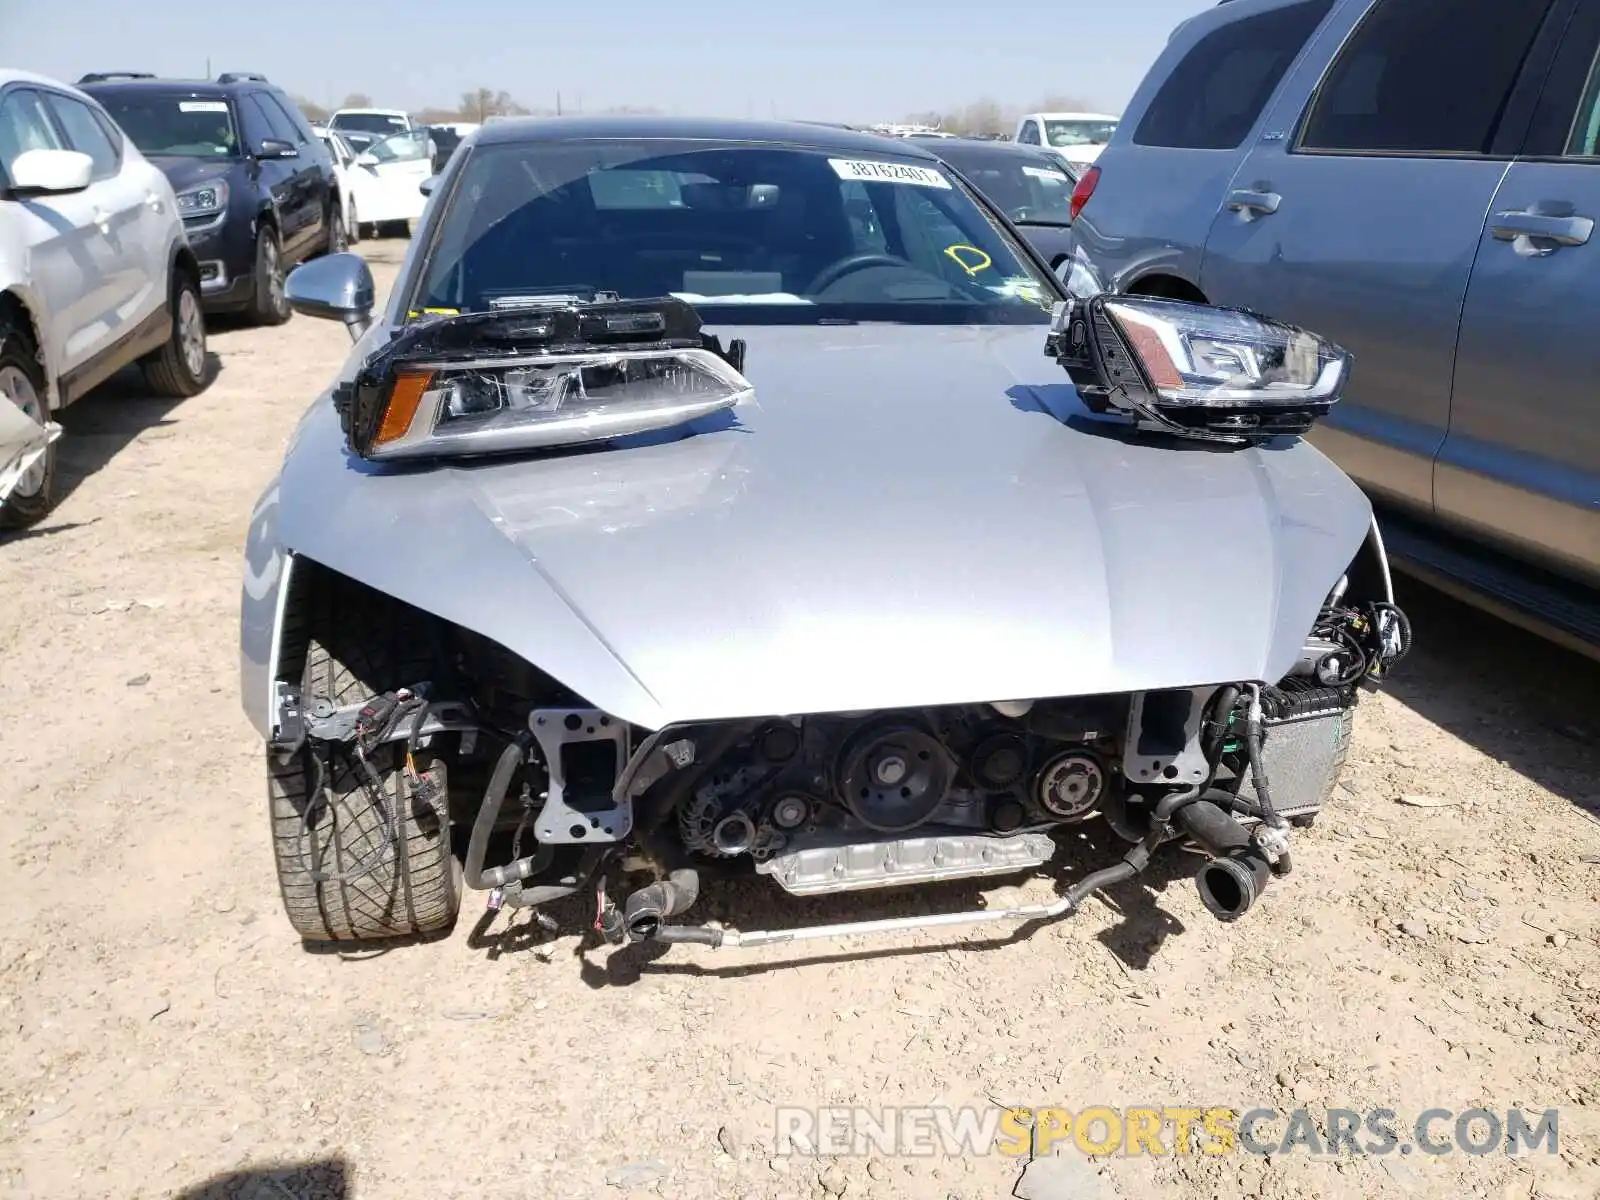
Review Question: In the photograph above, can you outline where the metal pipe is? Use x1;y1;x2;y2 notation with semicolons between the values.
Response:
643;855;1145;951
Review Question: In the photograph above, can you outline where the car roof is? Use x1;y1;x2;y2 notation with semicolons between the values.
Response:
333;107;407;116
473;114;941;158
0;68;87;91
76;77;250;97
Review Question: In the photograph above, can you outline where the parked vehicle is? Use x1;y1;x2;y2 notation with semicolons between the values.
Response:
424;123;476;174
329;107;434;165
81;71;343;325
1069;0;1600;656
911;135;1080;268
1013;111;1121;169
1;68;210;527
313;128;361;246
242;116;1408;949
341;129;431;237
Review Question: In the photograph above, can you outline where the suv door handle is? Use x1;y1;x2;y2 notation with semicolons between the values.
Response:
91;208;112;233
1226;189;1282;218
1490;210;1594;247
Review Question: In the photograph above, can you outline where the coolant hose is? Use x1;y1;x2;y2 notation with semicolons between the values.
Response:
1172;799;1273;922
464;731;536;891
624;868;702;939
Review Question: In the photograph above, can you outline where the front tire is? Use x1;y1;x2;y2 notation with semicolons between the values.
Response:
247;226;292;326
321;204;348;256
268;578;459;943
0;315;54;530
140;272;209;397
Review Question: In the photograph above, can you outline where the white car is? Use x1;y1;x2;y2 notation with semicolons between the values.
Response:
314;128;362;245
0;68;210;527
317;126;430;238
1013;111;1121;169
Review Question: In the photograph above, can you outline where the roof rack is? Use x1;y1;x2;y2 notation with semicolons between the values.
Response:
77;71;156;84
217;71;269;84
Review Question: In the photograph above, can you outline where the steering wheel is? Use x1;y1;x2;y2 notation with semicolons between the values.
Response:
805;253;912;294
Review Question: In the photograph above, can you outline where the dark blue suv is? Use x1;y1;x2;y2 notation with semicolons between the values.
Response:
80;71;342;325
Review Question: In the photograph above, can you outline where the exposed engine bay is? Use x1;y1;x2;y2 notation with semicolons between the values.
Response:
273;552;1410;953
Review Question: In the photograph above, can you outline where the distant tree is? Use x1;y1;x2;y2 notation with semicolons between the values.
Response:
459;88;530;122
340;92;373;110
291;95;329;123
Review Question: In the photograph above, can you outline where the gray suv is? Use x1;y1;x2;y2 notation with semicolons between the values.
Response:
1070;0;1600;655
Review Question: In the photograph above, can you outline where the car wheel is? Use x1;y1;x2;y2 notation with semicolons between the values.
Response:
346;199;361;245
248;226;292;326
268;578;459;943
322;204;348;256
0;316;54;530
140;271;209;397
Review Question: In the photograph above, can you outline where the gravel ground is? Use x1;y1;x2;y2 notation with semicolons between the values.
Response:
2;245;1599;1200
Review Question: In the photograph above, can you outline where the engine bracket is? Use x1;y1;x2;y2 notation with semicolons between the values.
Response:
530;708;633;844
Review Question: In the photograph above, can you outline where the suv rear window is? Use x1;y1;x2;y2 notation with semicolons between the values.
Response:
1299;0;1554;155
1134;0;1336;150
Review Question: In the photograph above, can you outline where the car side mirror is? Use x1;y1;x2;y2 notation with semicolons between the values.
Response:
285;252;376;341
419;176;435;196
256;138;298;159
7;148;94;195
355;151;378;167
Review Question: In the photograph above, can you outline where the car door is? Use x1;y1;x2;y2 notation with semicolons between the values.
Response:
264;91;332;254
241;92;315;255
1076;0;1337;301
1437;0;1600;585
1198;0;1569;513
40;89;163;336
0;86;115;383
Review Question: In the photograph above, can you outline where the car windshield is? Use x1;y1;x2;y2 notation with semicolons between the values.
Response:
363;131;431;163
93;93;239;157
1043;119;1118;147
935;149;1076;225
334;112;409;134
414;139;1058;324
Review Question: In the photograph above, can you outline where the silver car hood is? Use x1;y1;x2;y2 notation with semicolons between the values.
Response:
273;322;1371;730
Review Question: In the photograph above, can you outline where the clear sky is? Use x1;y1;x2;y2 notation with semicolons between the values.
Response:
4;0;1207;120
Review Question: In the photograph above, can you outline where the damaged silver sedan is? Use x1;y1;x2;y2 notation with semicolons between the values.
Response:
239;117;1410;951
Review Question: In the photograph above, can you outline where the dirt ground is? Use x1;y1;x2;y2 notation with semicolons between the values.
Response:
3;244;1599;1200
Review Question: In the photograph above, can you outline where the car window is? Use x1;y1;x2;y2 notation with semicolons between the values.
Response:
41;92;121;179
1563;24;1600;155
414;140;1057;323
1299;0;1553;155
1017;120;1039;145
361;131;431;164
0;89;65;179
1042;119;1118;148
266;92;317;145
333;112;409;135
247;93;300;145
943;152;1076;223
236;95;274;152
90;91;240;157
1134;0;1336;150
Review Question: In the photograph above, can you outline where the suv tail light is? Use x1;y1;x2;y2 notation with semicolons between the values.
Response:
1069;165;1101;222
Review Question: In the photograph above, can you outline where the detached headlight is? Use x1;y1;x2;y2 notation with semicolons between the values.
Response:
176;180;229;218
1046;294;1350;445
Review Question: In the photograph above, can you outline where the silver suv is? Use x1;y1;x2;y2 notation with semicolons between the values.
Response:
1071;0;1600;654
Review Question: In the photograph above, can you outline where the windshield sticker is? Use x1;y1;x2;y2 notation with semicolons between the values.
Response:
406;307;460;320
828;158;951;189
1022;165;1069;181
943;244;993;277
179;101;230;113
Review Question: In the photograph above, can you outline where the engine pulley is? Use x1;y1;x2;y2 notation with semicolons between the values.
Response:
1034;752;1105;822
836;723;954;833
